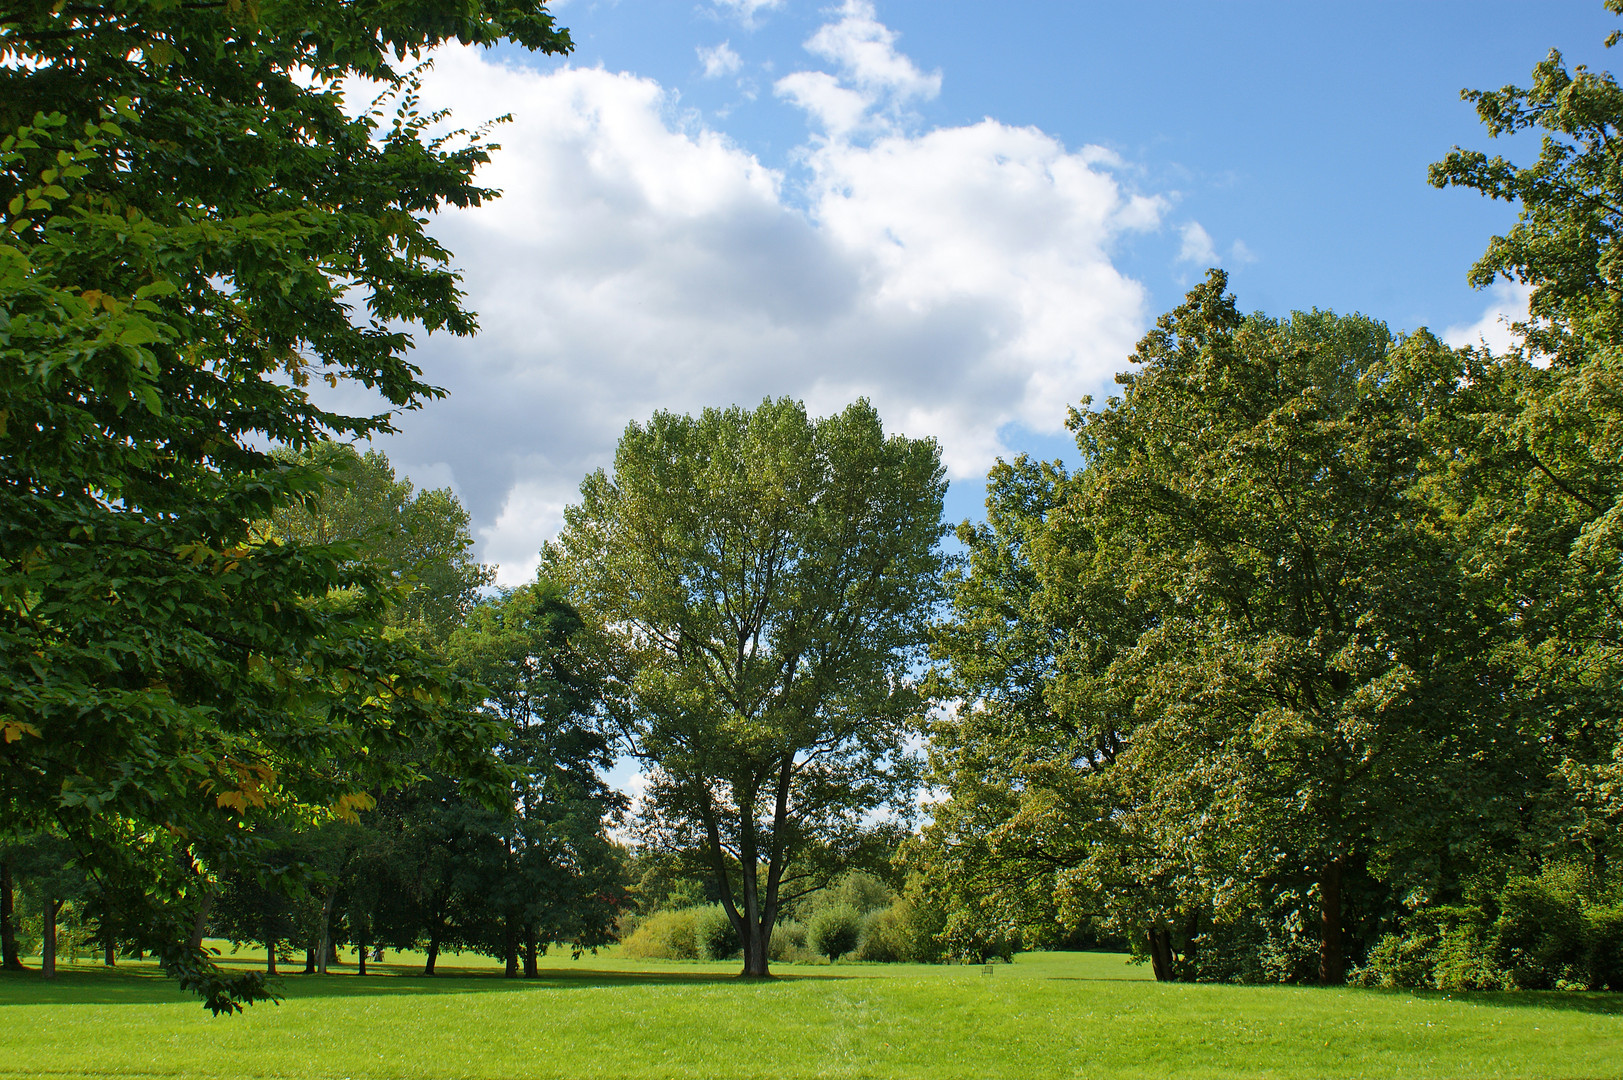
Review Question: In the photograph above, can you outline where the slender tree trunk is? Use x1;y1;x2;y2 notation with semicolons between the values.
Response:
503;915;518;978
523;930;538;978
316;888;337;975
304;948;316;974
264;914;278;976
187;894;213;952
41;899;61;979
424;936;439;977
1318;856;1346;986
0;857;23;970
357;926;367;977
103;937;115;967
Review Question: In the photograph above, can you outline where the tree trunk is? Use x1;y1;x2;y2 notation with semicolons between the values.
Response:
357;926;367;977
316;888;337;975
0;857;22;970
1318;856;1346;986
1146;927;1175;982
187;894;213;952
523;930;538;978
103;937;115;967
503;915;518;978
41;899;61;979
304;948;316;974
264;914;278;976
424;937;439;977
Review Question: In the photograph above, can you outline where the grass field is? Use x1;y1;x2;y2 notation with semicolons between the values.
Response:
1;948;1618;1079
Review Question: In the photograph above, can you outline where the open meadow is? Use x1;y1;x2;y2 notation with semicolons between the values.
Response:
0;950;1617;1080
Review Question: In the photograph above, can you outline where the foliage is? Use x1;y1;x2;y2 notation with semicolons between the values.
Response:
920;273;1515;984
806;902;862;961
548;398;945;976
619;907;700;961
0;0;571;1008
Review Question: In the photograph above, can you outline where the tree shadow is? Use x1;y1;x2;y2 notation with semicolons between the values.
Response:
1361;985;1623;1017
0;964;839;1006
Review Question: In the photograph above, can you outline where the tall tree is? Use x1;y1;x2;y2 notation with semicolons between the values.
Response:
548;398;945;976
0;1;570;1011
1427;2;1623;887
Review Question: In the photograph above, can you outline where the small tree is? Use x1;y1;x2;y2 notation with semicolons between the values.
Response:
549;398;945;976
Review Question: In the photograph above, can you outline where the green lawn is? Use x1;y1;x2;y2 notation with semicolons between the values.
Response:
0;949;1616;1079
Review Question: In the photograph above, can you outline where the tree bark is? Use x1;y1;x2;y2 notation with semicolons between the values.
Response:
523;930;538;978
424;937;439;977
316;888;337;975
187;894;213;952
41;899;61;979
1146;927;1175;982
103;936;115;967
0;857;23;970
357;926;367;977
1318;856;1346;986
503;915;519;978
264;914;278;976
304;948;316;974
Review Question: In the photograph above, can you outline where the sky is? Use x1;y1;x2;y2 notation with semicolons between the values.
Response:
333;0;1622;584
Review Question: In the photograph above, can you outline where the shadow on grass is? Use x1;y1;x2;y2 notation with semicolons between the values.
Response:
0;964;838;1007
1365;985;1623;1017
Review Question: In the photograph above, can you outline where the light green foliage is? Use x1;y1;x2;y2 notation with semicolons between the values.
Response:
620;908;700;961
271;444;495;644
0;953;1616;1080
0;1;570;1010
807;903;862;960
548;398;945;975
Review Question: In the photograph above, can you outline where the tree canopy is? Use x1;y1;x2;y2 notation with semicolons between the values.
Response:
0;0;570;1010
547;398;945;976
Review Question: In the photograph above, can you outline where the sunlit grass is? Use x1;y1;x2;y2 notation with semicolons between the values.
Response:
1;950;1616;1079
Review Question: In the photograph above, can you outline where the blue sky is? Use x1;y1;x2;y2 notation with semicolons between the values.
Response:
352;0;1621;575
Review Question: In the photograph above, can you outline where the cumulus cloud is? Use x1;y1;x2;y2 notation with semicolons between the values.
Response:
1443;280;1532;355
698;40;742;79
775;0;940;138
357;8;1166;584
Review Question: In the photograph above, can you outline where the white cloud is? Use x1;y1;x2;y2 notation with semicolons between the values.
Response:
712;0;784;29
357;12;1165;584
698;40;742;79
1177;222;1218;266
775;0;940;138
1443;279;1532;355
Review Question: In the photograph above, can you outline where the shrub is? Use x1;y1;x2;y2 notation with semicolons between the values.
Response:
808;903;862;960
694;905;740;961
769;917;812;962
620;907;699;960
857;900;923;962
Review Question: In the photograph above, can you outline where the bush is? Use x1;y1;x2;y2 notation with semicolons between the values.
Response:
768;917;813;963
620;907;699;960
694;905;740;961
808;903;862;961
857;900;924;962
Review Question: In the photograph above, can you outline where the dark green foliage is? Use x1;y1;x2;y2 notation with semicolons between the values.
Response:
0;0;570;1009
694;905;741;962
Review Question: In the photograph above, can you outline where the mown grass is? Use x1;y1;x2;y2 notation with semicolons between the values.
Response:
0;949;1617;1079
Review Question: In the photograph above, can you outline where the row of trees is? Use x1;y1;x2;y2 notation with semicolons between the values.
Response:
913;15;1623;988
3;444;626;980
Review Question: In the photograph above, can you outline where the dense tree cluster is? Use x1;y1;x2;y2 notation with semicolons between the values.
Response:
917;13;1623;989
7;0;1623;1004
